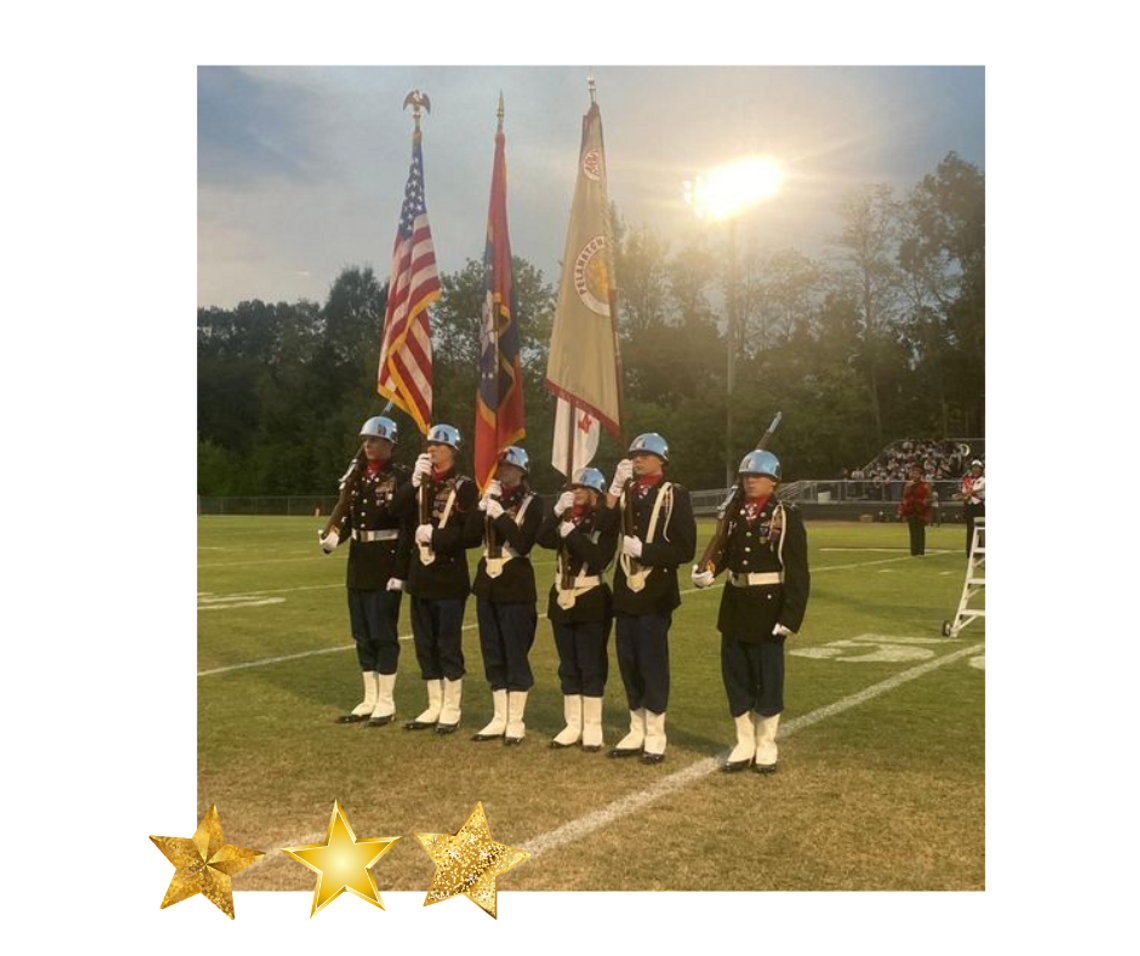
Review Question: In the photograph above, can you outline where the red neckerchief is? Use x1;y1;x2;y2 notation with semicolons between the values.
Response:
431;466;454;482
571;503;591;524
743;494;770;525
365;459;388;477
633;473;664;499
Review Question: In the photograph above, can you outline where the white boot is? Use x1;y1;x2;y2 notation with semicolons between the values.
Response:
473;689;508;741
551;695;583;748
608;708;646;758
437;677;463;733
339;671;378;723
754;712;780;773
722;713;755;772
642;711;667;763
404;679;442;730
368;672;397;725
581;696;604;752
504;690;528;745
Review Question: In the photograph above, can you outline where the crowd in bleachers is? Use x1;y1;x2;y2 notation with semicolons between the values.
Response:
847;439;972;483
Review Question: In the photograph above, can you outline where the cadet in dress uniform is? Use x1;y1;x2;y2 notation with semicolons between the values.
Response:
605;433;697;764
958;460;986;556
535;466;618;752
391;423;480;734
467;447;544;746
319;416;411;726
692;450;810;773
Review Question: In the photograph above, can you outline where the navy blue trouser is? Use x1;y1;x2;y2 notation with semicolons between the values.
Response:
347;588;402;674
721;634;785;717
475;598;537;691
552;619;611;697
615;612;671;714
410;596;466;681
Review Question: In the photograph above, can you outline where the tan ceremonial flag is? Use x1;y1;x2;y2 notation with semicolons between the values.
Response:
546;91;622;477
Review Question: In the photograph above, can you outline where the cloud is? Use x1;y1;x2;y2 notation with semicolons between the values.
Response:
198;66;325;186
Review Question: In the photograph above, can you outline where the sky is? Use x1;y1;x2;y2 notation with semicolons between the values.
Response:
197;65;984;309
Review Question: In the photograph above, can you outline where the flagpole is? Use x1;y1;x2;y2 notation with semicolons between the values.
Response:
566;397;577;480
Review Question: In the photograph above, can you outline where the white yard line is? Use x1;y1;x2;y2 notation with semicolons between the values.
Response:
821;547;953;554
198;554;948;676
520;640;985;860
256;641;984;861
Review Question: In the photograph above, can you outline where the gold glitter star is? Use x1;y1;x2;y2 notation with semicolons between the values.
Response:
416;801;529;919
150;804;264;919
282;800;400;917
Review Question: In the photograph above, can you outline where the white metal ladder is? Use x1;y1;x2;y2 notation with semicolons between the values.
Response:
943;517;985;637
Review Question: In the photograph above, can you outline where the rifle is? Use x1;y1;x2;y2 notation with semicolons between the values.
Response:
697;411;782;574
322;451;366;540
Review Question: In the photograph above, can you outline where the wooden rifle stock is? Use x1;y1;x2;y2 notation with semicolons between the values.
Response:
697;411;783;573
323;451;366;538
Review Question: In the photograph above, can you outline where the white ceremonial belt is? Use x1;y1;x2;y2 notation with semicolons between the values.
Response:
352;529;399;542
560;574;602;589
729;572;784;587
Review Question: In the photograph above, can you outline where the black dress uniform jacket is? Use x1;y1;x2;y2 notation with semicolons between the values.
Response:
333;461;413;590
392;471;480;600
536;506;618;624
468;486;544;604
608;480;697;616
714;496;810;642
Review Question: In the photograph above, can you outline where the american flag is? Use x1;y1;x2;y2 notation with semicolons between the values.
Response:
377;132;440;434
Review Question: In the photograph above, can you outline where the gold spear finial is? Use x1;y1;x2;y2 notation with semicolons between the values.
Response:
497;91;504;130
587;75;597;104
403;90;432;134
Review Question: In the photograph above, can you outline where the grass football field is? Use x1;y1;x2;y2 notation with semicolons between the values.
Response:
198;516;984;892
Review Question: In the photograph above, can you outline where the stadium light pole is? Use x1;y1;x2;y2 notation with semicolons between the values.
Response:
684;156;783;488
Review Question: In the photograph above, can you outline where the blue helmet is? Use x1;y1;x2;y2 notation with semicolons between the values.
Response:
629;432;669;462
426;423;462;451
571;466;607;494
739;449;781;481
360;415;398;444
498;446;529;475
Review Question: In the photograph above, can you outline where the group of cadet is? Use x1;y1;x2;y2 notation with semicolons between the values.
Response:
318;415;810;774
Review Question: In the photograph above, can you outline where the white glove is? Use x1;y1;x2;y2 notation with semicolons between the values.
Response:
487;479;502;498
318;529;339;554
691;566;715;588
412;453;432;488
772;623;794;638
415;524;434;546
554;490;575;517
485;498;504;519
386;578;405;592
559;521;575;539
609;459;634;496
477;495;488;512
622;535;643;558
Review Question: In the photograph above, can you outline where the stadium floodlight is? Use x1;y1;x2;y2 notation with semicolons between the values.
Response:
683;155;783;222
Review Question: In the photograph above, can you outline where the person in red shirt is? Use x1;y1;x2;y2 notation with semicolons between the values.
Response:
898;464;932;556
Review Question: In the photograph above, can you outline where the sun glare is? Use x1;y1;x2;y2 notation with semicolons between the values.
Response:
684;156;784;221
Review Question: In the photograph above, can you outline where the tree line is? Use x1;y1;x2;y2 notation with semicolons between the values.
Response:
198;152;984;495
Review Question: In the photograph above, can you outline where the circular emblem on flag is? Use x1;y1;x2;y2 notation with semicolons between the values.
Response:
582;149;602;182
574;236;610;316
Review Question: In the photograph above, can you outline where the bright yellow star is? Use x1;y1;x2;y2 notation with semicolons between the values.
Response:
416;802;529;919
150;804;264;919
282;800;400;917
